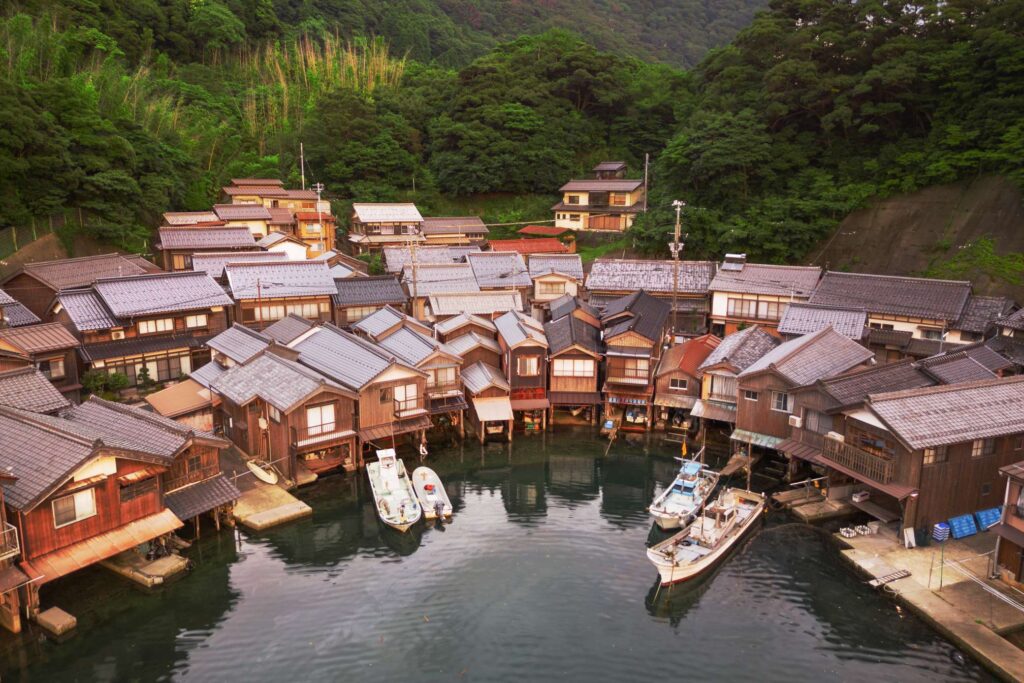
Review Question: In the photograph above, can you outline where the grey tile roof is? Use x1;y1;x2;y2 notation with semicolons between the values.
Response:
818;359;935;408
267;207;296;225
957;342;1017;373
434;312;496;336
448;246;483;261
698;325;779;373
809;271;971;322
18;253;150;290
0;288;13;306
212;204;272;221
955;295;1016;333
94;272;233;317
867;376;1024;449
293;325;402;390
261;314;315;344
226;261;336;300
333;275;407;307
545;315;602;355
601;291;671;343
777;303;867;339
165;473;241;520
212;352;346;411
529;254;584;280
905;337;965;358
157;227;257;250
78;334;207;363
709;263;820;297
63;396;210;458
206;324;270;364
352;305;408;338
57;288;119;331
461;361;509;395
445;331;501;356
420;216;488;236
190;251;284;278
494;310;547;348
402;263;480;296
866;327;913;348
1001;308;1024;332
560;179;643;192
738;327;875;386
428;291;521;316
0;300;41;327
384;246;454;273
550;295;600;322
162;211;220;226
352;203;423;223
0;368;70;413
467;252;532;289
916;351;997;384
986;336;1024;366
377;327;458;366
189;361;227;389
585;259;716;294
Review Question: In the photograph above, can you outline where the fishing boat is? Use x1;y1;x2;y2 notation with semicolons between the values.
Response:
366;449;422;532
648;456;719;530
646;487;765;586
412;466;453;521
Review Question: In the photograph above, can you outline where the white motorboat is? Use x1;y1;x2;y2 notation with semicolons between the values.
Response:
648;457;719;530
647;488;765;586
366;449;422;532
412;466;453;520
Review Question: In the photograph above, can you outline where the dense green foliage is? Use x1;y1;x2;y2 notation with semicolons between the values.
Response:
633;0;1024;263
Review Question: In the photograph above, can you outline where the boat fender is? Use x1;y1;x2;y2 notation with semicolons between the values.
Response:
419;443;428;457
681;540;692;547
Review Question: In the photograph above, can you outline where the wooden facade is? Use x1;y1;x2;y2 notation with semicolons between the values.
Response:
603;330;662;431
232;296;332;332
735;373;797;442
996;466;1024;584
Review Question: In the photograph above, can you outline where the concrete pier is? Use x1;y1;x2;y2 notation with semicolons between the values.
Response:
222;446;313;531
101;551;190;588
36;607;76;638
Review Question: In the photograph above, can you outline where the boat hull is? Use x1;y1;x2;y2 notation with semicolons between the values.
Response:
650;510;685;531
367;453;422;533
412;467;453;520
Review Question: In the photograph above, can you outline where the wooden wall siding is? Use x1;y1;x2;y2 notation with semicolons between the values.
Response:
359;377;428;429
459;347;501;369
68;308;229;345
654;369;699;400
504;346;547;390
549;350;598;394
163;444;221;492
440;324;494;343
474;386;508;400
736;373;795;439
790;385;835;415
19;457;165;560
234;297;332;331
0;357;31;373
606;331;654;349
2;273;55;319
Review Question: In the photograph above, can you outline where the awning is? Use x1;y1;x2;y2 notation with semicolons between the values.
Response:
27;509;183;584
358;414;432;442
0;565;30;594
602;382;653;396
691;399;736;423
816;453;917;500
510;398;550;411
654;394;697;409
549;391;602;406
428;394;469;414
80;335;209;363
730;429;784;450
474;396;514;422
993;522;1024;549
777;438;823;462
165;474;242;521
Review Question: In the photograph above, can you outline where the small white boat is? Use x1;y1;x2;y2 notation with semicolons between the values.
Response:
412;467;453;520
647;488;765;586
246;459;278;485
648;457;719;530
367;449;422;532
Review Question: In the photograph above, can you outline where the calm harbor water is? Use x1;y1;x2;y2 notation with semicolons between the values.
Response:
2;429;989;681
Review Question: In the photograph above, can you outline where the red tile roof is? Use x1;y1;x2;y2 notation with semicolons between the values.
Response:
657;334;722;378
518;225;571;237
0;322;79;354
487;238;569;255
295;212;336;221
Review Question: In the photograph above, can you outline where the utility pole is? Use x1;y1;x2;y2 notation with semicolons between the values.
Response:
410;237;420;319
643;153;650;213
669;200;686;342
300;143;306;190
314;181;325;253
256;277;263;329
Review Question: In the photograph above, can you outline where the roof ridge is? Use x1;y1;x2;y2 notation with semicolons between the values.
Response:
83;396;190;436
94;270;209;284
824;270;972;286
869;375;1024;402
0;405;98;447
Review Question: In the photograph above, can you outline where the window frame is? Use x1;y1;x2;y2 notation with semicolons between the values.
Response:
668;377;688;391
742;390;759;401
771;391;791;413
52;488;98;529
138;318;174;335
923;445;949;466
517;355;541;377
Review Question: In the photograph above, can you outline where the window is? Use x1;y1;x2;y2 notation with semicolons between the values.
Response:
920;328;944;341
138;318;174;334
982;483;992;496
539;282;566;296
52;489;97;528
743;390;759;401
609;193;627;207
171;254;192;270
285;303;324;319
185;314;208;329
268;405;281;422
187;455;202;472
669;378;688;391
553;358;595;377
518;356;540;376
972;438;995;458
869;322;895;331
38;357;65;380
379;387;393;404
1016;436;1024;451
960;331;983;342
306;402;336;435
429;367;457;388
395;384;418;412
569;214;581;223
771;391;791;413
726;298;785;322
804;409;833;435
567;195;580;205
345;306;380;322
120;477;157;502
304;223;322;234
923;445;948;466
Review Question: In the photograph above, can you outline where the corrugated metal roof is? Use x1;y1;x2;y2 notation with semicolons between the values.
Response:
528;254;584;280
206;324;270;364
226;261;336;300
462;362;509;395
586;259;716;294
0;322;78;353
293;325;398;390
739;327;874;386
144;378;216;418
809;271;971;322
377;327;457;366
0;368;70;413
190;251;284;278
94;272;232;316
446;331;501;356
467;252;532;288
158;227;256;250
428;291;521;316
709;263;821;297
261;314;315;344
434;312;497;336
778;303;867;339
165;473;241;520
352;203;423;223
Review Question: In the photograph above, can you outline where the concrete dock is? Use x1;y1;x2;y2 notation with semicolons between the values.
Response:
837;525;1024;682
221;446;312;531
101;551;190;588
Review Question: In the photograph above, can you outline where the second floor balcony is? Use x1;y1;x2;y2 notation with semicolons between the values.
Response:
394;398;428;418
822;435;895;485
291;422;356;450
606;367;650;385
0;522;20;562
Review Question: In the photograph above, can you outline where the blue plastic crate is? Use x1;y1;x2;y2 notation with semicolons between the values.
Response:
948;514;978;539
974;507;1002;530
932;522;950;542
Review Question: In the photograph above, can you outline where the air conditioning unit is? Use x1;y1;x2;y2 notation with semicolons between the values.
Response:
111;330;125;340
827;431;845;443
788;415;803;428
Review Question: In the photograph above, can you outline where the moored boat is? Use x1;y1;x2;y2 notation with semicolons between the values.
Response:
646;487;765;586
648;457;719;530
367;449;422;532
412;466;453;520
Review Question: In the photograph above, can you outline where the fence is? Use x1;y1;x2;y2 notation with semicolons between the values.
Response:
0;215;61;260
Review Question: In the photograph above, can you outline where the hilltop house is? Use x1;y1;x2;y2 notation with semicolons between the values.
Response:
544;313;603;424
692;326;779;427
652;334;721;432
707;255;821;336
0;323;82;400
224;261;336;331
156;226;258;272
420;217;488;246
552;174;645;232
349;203;424;255
494;310;550;431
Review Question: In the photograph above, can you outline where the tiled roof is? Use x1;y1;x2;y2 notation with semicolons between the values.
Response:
57;288;119;331
985;336;1024;366
261;314;315;344
544;315;602;355
777;303;867;339
809;271;971;321
402;263;479;296
78;334;207;363
955;295;1015;333
158;226;256;250
162;211;221;226
559;179;643;192
420;216;488;235
189;361;227;389
212;204;272;221
434;312;496;336
0;299;41;327
446;331;501;356
601;291;670;343
18;253;150;290
448;246;483;261
467;252;532;288
866;327;913;348
1001;308;1024;332
378;327;457;366
267;207;295;225
738;327;875;386
165;473;241;520
94;272;232;316
528;254;584;280
352;203;423;224
655;334;721;378
221;185;287;197
550;295;600;322
0;322;78;353
518;225;572;237
225;261;335;300
709;263;820;297
699;325;779;373
461;361;509;395
229;178;284;186
212;352;346;411
905;337;965;358
0;288;14;306
64;396;219;457
428;291;521;316
818;359;934;408
190;250;284;278
916;350;997;384
293;325;402;390
206;324;270;364
488;238;568;255
333;276;407;307
586;259;716;294
383;246;454;273
0;368;70;413
256;232;304;249
593;161;627;172
867;376;1024;449
294;211;335;222
955;342;1017;373
494;310;547;348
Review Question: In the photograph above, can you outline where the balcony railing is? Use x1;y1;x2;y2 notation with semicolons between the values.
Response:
0;522;20;561
426;382;461;397
394;398;426;418
607;367;649;385
291;422;353;449
164;464;221;493
822;436;895;484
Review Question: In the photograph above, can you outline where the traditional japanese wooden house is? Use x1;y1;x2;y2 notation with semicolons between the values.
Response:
467;252;533;307
461;361;513;443
494;310;550;430
349;203;424;255
190;251;284;282
401;263;480;320
294;211;337;256
707;255;821;337
549;295;602;329
0;323;82;400
0;287;40;328
652;334;721;432
0;367;70;414
212;204;273;240
544;312;603;424
995;461;1024;587
552;177;645;232
224;260;336;331
528;254;584;320
333;276;408;328
156;226;259;272
434;312;497;343
777;303;867;341
691;325;778;427
420;217;489;247
446;331;502;369
0;473;26;633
